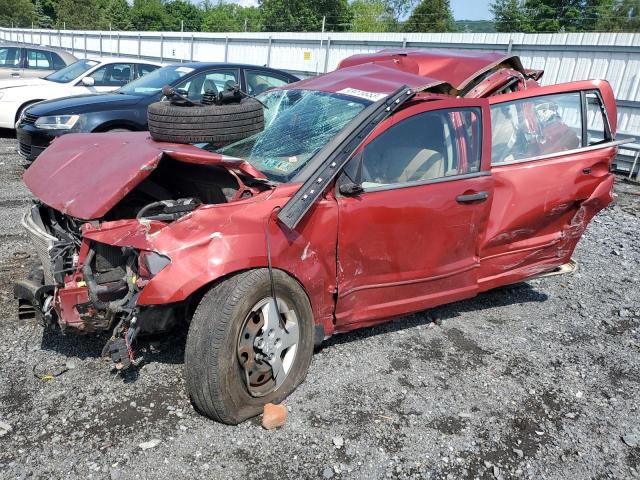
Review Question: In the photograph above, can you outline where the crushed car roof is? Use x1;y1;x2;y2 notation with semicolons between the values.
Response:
337;48;526;91
282;62;451;97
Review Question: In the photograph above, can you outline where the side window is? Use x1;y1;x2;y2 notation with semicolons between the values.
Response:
246;70;289;96
136;63;160;79
51;53;66;70
491;92;582;165
585;91;611;146
26;50;52;70
359;108;482;188
88;63;134;87
176;69;239;102
0;47;21;67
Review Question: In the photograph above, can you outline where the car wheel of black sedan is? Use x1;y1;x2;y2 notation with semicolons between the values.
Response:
184;268;314;424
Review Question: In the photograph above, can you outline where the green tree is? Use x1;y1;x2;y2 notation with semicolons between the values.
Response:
350;0;396;32
594;0;640;31
55;0;103;29
519;0;583;32
164;0;203;31
129;0;172;30
202;2;261;32
260;0;350;31
101;0;131;30
403;0;456;32
259;0;318;31
490;0;526;31
0;0;34;27
34;0;54;27
315;0;351;31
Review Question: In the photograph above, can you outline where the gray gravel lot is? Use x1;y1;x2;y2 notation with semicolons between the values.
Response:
0;130;638;479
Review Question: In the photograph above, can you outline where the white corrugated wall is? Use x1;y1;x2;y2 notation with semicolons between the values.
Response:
1;28;638;168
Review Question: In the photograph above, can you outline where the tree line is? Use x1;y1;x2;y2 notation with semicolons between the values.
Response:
1;0;638;33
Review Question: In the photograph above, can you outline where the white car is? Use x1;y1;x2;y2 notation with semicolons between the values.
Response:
0;57;162;129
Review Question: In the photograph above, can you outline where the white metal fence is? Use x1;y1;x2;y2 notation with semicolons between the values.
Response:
1;27;639;174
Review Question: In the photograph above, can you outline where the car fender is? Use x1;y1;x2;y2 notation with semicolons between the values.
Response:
82;189;339;332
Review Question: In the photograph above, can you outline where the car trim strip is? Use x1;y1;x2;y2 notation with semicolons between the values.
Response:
491;138;633;167
338;262;478;299
359;170;491;194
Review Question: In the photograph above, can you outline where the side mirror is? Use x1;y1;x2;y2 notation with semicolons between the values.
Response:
338;153;364;196
81;76;95;87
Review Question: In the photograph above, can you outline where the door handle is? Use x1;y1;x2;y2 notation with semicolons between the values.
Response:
456;191;489;203
582;168;592;175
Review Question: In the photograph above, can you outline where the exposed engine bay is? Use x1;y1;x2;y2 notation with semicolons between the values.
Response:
15;154;271;370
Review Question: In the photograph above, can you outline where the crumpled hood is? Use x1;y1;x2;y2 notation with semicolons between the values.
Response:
0;77;49;90
23;131;266;220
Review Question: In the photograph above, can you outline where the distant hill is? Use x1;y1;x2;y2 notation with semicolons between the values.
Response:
455;20;496;33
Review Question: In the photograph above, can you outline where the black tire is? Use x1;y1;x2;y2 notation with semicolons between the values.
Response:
185;269;314;424
147;98;264;144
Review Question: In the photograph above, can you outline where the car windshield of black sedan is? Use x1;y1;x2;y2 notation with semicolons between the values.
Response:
118;65;195;95
212;89;370;182
45;59;99;83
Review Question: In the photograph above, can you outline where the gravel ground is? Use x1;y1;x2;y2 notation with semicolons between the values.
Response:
0;130;638;480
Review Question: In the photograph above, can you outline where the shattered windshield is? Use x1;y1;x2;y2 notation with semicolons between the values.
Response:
213;89;370;182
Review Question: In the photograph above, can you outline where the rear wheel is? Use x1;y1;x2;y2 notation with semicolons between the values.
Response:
184;269;314;424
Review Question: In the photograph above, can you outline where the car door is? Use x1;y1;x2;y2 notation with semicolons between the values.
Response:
23;49;55;78
76;63;136;93
334;98;493;328
0;46;23;79
478;80;620;290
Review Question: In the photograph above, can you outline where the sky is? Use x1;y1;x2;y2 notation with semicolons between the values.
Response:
226;1;493;21
450;0;492;21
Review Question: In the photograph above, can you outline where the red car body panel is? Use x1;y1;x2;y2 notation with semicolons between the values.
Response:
21;51;619;339
23;132;265;220
337;48;526;91
282;61;451;95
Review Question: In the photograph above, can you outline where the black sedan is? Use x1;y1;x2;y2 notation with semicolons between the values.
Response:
16;62;299;161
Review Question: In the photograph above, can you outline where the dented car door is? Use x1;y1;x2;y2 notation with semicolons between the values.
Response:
334;98;493;329
478;80;621;290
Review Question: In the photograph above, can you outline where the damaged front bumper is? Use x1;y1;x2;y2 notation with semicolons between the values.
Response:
15;204;176;337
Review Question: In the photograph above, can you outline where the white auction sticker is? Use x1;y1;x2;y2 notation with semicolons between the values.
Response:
337;88;388;102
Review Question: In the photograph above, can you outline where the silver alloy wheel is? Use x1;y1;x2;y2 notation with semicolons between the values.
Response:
237;296;299;397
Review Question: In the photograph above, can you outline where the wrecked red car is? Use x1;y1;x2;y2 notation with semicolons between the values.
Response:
16;50;623;424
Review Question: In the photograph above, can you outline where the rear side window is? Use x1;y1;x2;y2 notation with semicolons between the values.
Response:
585;91;611;146
0;47;21;67
490;92;583;165
359;108;482;189
26;49;52;70
246;70;290;96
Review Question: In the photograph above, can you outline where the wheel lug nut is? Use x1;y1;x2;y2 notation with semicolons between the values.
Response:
268;329;275;337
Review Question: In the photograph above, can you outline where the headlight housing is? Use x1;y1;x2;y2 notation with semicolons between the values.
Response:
34;114;79;130
138;251;171;278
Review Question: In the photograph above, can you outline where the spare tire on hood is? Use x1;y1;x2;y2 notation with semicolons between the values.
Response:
147;98;264;144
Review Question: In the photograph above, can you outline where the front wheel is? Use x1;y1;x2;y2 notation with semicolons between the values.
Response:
184;269;314;424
